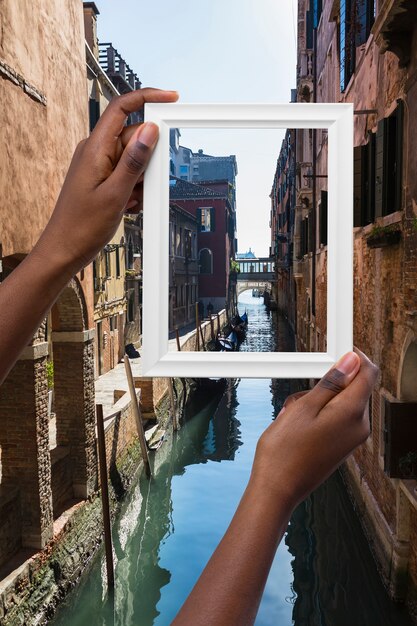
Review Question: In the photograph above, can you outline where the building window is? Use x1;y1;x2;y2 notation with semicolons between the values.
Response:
340;0;355;92
354;104;403;225
199;248;213;274
127;292;135;323
116;246;121;277
198;207;215;232
185;229;192;258
105;250;111;278
127;238;134;268
179;164;189;180
89;98;100;132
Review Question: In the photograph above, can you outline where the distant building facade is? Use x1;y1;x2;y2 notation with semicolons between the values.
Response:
270;129;297;331
169;177;236;313
169;204;199;331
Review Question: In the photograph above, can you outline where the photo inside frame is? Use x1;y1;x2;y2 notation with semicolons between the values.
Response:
166;127;328;355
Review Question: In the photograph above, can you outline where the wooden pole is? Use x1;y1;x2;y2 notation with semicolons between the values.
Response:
175;328;181;352
195;302;200;351
200;323;205;350
124;358;151;478
168;378;179;431
210;314;215;340
217;313;221;336
96;404;115;590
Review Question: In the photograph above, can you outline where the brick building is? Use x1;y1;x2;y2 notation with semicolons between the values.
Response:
272;0;417;617
0;0;96;564
169;177;237;314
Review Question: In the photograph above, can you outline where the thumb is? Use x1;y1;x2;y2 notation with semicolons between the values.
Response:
307;351;361;413
109;122;159;202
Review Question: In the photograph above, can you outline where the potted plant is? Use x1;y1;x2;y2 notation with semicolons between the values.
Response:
366;224;402;249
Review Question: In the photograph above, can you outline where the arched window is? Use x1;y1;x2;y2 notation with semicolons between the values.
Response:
199;248;213;274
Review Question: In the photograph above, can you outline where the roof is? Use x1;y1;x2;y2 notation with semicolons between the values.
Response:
236;249;257;259
169;177;225;200
169;202;197;222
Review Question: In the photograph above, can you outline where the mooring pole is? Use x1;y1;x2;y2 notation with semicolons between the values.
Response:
175;327;181;352
217;313;221;336
195;303;200;351
96;404;115;590
124;358;151;478
200;323;205;350
210;315;215;340
168;377;179;431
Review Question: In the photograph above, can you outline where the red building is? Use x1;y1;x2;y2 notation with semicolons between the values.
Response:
169;177;236;314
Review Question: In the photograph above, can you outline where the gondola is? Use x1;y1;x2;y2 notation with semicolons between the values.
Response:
216;330;238;352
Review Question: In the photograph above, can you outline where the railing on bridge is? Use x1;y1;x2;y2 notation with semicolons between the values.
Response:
235;257;278;281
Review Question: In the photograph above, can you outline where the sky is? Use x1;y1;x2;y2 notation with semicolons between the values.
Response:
96;0;298;256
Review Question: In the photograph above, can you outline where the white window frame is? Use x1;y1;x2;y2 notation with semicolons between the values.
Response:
143;102;353;378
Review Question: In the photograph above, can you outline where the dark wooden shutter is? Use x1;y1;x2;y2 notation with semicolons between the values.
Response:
89;98;100;132
210;207;216;232
365;134;376;224
384;399;417;478
320;190;328;245
354;146;363;227
394;101;404;214
306;9;314;49
196;208;202;232
375;120;385;218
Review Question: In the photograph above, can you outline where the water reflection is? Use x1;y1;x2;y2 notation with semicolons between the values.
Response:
286;472;413;626
52;383;242;626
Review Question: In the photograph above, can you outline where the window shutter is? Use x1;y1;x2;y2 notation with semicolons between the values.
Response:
365;134;376;224
197;208;202;232
306;9;314;49
354;146;363;227
320;190;328;245
308;209;315;253
210;207;216;232
89;98;100;132
394;101;404;213
375;120;385;218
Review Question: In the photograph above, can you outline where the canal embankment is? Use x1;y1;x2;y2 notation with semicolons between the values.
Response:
0;310;228;626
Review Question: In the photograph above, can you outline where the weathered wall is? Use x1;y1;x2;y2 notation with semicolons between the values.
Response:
0;0;88;256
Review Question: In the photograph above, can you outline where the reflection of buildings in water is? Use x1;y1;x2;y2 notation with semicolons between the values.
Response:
109;381;242;624
204;381;242;463
285;473;413;626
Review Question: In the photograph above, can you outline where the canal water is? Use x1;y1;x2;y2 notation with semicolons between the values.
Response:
51;293;413;626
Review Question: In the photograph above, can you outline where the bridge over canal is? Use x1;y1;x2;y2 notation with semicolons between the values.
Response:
234;257;277;297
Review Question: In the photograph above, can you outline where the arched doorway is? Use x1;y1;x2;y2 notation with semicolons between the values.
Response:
50;277;97;515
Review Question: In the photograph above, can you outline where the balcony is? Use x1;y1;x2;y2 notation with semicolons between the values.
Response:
372;0;417;67
98;43;142;94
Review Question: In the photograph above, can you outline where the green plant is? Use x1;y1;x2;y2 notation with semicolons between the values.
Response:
412;216;417;232
46;360;54;389
230;259;240;273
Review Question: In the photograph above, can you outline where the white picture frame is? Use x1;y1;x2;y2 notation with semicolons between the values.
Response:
142;103;353;378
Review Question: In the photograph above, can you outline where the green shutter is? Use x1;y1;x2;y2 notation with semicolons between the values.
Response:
375;120;384;218
210;207;216;232
365;134;376;224
197;208;202;232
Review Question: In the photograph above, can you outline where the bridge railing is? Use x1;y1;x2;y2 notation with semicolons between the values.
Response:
236;257;274;274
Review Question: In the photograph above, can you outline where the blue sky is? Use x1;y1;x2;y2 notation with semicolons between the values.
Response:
97;0;298;256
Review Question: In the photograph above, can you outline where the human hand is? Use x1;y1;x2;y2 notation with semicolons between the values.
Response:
33;87;178;276
251;348;378;508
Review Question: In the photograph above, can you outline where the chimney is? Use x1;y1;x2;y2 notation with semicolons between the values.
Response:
83;2;100;60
